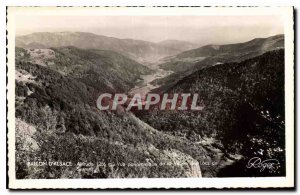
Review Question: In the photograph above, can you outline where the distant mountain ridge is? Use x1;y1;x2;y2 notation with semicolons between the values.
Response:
159;34;284;71
16;32;197;64
152;34;284;90
178;34;283;59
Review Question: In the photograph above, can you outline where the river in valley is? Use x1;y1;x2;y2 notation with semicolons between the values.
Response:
129;66;173;98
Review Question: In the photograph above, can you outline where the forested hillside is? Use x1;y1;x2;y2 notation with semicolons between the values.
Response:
138;49;285;176
152;35;284;89
16;47;152;92
15;59;229;179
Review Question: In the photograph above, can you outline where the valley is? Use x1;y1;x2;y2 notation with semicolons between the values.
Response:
129;64;173;97
14;32;286;179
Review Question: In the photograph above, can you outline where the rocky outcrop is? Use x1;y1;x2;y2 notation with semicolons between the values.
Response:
139;144;202;178
162;149;202;177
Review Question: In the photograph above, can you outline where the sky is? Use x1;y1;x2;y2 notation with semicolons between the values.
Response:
15;15;284;45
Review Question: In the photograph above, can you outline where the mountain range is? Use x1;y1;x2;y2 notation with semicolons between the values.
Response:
14;32;286;178
16;32;199;64
151;34;284;91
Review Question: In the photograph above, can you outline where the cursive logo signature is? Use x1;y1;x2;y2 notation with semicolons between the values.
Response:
246;157;280;173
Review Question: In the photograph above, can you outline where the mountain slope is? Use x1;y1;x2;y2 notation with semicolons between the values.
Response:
16;32;189;64
152;34;284;90
161;34;284;70
16;46;153;92
15;59;231;179
176;34;283;60
137;49;285;177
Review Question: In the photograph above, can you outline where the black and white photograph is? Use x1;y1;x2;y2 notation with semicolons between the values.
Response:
6;6;294;189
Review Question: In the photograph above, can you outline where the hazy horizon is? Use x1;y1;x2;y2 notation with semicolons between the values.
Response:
15;15;284;45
